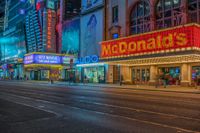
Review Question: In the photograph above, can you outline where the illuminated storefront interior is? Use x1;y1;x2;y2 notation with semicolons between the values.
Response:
76;55;106;83
101;24;200;86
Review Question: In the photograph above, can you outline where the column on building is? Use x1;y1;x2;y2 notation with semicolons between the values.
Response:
181;64;191;86
120;65;131;84
149;65;157;86
106;65;114;84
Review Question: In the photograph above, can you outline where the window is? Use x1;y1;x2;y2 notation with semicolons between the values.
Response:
156;0;183;29
188;0;200;23
112;6;118;23
130;1;151;35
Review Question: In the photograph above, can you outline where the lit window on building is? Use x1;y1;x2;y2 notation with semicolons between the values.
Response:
156;0;183;29
112;6;118;23
188;0;200;23
130;0;151;35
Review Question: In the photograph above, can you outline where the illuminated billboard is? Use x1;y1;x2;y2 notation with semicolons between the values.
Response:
24;54;62;65
101;24;200;58
0;36;26;61
62;18;80;55
80;9;103;57
24;53;74;65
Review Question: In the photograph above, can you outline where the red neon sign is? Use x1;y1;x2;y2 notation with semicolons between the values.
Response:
101;25;200;58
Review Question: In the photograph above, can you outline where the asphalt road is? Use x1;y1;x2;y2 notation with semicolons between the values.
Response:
0;81;200;133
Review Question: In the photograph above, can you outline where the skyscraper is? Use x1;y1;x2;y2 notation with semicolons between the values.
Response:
25;0;59;53
0;0;5;33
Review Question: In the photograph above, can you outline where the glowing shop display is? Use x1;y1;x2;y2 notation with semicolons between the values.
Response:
62;56;74;64
101;25;200;58
76;55;99;64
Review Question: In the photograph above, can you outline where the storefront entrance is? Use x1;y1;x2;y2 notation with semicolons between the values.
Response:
158;67;181;85
132;67;150;84
83;66;105;83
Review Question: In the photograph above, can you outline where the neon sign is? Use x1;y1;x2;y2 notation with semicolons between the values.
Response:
24;54;74;65
101;25;200;58
76;55;99;64
35;55;61;64
46;9;56;52
47;9;52;49
24;54;34;64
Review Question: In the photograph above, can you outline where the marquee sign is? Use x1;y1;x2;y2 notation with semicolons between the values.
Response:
24;53;74;65
101;25;200;58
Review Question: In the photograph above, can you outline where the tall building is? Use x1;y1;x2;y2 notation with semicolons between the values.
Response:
58;0;81;54
100;0;200;86
0;0;31;78
73;0;106;83
25;0;59;53
0;0;5;63
0;0;5;33
63;0;81;21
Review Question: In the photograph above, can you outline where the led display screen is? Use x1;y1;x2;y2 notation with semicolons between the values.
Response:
62;18;80;56
0;36;26;61
24;54;62;64
24;54;73;65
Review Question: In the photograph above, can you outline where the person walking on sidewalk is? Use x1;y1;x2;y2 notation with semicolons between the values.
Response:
155;74;160;88
163;74;168;88
120;75;124;86
194;74;200;89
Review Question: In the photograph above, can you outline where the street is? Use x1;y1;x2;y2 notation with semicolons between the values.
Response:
0;81;200;133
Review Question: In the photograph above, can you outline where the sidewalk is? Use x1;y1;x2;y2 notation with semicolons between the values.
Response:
24;80;200;94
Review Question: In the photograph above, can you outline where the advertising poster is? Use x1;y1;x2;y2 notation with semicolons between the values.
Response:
0;36;26;61
80;9;103;57
62;18;80;56
81;0;104;12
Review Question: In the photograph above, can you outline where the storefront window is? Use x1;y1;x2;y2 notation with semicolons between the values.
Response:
192;66;200;85
41;70;49;80
159;67;180;85
83;66;105;83
130;0;151;35
156;0;183;29
188;0;200;23
132;68;150;84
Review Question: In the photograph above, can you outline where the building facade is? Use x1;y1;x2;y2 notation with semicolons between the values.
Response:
75;0;106;83
0;0;30;79
59;0;81;81
101;0;200;86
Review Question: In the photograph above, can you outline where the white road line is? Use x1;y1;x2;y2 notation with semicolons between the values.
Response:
0;92;199;133
77;99;200;122
1;88;200;122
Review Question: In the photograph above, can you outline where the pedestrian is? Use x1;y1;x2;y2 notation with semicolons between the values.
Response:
155;74;160;88
98;75;101;83
163;74;167;88
84;75;87;84
120;75;123;86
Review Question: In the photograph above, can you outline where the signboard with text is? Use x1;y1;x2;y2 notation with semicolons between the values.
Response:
101;25;200;58
24;54;75;65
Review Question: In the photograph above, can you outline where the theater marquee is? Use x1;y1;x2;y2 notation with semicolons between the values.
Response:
100;24;200;58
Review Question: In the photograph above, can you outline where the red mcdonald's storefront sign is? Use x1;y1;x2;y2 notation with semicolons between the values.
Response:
101;24;200;58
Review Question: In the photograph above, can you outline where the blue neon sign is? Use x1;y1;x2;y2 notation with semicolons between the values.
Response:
76;55;99;64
